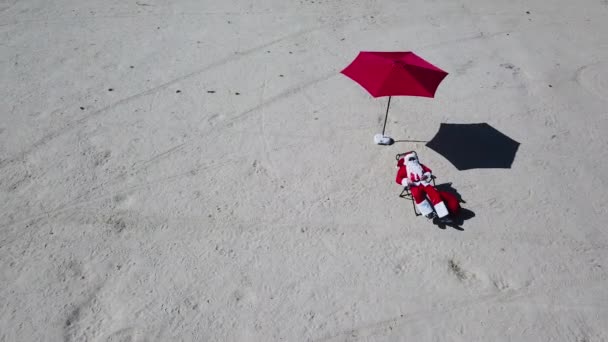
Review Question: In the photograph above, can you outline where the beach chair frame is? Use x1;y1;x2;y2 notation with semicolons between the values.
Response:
396;153;437;217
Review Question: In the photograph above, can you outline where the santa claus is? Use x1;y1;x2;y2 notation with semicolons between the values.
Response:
396;151;451;221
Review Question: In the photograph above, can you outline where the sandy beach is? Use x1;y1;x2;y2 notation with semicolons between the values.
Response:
2;0;608;340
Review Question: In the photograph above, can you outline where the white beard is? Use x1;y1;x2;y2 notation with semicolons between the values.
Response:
406;160;424;179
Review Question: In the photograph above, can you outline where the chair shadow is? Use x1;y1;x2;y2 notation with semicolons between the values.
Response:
432;182;475;231
435;182;466;204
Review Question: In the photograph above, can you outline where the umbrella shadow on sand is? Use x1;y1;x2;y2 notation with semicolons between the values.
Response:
432;182;475;231
426;123;520;170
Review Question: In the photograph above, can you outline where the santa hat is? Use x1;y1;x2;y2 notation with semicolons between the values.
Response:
397;151;418;167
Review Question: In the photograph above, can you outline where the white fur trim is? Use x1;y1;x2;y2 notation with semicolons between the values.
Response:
401;179;409;187
405;153;424;182
434;201;449;218
403;151;417;161
416;199;434;216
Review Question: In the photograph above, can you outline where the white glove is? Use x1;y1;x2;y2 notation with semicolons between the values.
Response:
401;179;410;187
422;172;432;182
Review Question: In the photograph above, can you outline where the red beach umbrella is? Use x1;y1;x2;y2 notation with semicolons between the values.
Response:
341;51;448;144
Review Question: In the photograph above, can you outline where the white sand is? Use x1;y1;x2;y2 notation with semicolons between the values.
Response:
2;0;608;340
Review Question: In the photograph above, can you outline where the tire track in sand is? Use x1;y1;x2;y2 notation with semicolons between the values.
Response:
0;24;329;170
315;274;608;341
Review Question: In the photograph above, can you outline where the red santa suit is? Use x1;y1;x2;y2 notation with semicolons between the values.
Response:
396;151;449;219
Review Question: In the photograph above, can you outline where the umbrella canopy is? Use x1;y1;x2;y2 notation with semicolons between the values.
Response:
426;123;520;170
341;51;448;98
340;51;448;144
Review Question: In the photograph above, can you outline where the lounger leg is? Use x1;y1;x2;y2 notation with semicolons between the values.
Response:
411;195;420;216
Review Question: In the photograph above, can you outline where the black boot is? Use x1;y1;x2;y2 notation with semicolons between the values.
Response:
438;215;454;224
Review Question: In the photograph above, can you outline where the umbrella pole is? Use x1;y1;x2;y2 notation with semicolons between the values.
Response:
381;96;392;136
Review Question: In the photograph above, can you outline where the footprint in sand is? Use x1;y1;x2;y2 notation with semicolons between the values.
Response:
448;259;470;281
491;276;512;291
576;62;608;101
500;63;521;76
105;215;127;234
2;162;33;192
64;289;105;342
104;327;140;342
93;150;112;167
251;159;269;176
